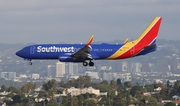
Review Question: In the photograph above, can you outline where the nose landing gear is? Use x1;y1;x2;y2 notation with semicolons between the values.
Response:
29;61;32;65
24;59;33;65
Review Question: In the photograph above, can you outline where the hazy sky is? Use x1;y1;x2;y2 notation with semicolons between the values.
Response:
0;0;180;44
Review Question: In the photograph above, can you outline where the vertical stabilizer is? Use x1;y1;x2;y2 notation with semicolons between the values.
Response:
135;17;162;45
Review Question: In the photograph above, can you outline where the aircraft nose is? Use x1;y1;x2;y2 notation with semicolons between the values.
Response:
16;51;21;57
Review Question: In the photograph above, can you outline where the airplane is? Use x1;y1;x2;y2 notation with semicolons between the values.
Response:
16;17;162;66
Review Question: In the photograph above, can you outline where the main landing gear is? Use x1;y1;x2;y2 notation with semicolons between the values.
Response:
83;60;94;66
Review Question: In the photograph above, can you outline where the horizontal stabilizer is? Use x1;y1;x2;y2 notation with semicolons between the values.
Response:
143;44;157;50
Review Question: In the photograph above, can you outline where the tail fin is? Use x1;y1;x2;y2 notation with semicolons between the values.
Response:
135;17;162;45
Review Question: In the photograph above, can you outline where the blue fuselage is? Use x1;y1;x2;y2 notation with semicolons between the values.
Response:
16;43;156;62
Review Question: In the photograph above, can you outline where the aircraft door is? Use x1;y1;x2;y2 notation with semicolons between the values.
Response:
30;46;35;54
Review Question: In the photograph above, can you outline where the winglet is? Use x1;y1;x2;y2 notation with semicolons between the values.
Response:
86;34;94;45
123;38;128;44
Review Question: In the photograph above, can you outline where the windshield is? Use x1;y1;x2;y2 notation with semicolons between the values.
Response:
22;47;26;51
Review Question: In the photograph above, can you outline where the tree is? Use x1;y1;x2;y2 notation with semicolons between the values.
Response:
117;78;122;87
167;80;170;88
83;100;96;106
130;84;142;97
155;82;164;88
144;84;154;92
12;95;21;104
75;76;91;88
100;80;108;85
124;81;133;88
4;99;13;106
46;101;58;106
38;91;48;98
58;81;66;87
42;79;57;98
21;82;36;93
126;91;130;106
91;80;110;92
147;97;158;106
159;87;171;99
164;102;176;106
7;86;16;92
113;94;125;106
66;79;75;88
14;103;23;106
168;80;180;97
42;79;56;91
110;80;117;90
21;98;29;105
0;85;6;92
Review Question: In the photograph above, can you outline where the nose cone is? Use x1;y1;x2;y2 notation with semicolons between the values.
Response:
16;50;22;57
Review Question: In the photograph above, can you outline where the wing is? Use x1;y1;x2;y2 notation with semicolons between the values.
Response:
72;35;94;60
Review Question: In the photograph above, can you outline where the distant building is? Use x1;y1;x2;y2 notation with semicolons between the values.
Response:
47;65;56;77
154;87;162;92
133;62;142;72
0;72;16;79
67;87;100;96
110;60;122;72
68;63;74;75
0;72;8;79
8;72;16;79
141;63;150;72
32;73;40;79
149;63;156;72
154;79;163;83
103;72;116;81
73;63;79;75
19;74;28;79
170;59;178;73
114;73;132;82
122;62;128;72
56;61;65;77
86;71;99;79
156;59;169;72
68;63;79;75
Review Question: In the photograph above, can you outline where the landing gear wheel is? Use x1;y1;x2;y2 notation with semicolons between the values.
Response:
89;62;94;66
83;61;88;66
29;61;32;65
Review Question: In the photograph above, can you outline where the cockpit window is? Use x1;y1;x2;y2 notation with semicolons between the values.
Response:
22;48;26;51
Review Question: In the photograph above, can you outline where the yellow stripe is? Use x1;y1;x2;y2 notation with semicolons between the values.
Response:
107;40;137;59
107;17;160;59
